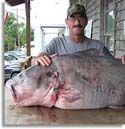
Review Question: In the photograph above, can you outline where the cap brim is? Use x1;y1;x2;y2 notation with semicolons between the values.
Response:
68;10;83;17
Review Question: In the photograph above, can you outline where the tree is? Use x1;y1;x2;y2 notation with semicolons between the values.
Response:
4;13;17;51
20;25;34;47
4;12;34;51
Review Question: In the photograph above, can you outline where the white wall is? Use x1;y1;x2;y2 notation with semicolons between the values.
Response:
31;0;69;56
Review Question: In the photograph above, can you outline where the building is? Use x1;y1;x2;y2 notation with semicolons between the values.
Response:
70;0;125;58
5;0;125;58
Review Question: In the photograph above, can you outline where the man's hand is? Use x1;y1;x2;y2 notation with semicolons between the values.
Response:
31;53;58;66
122;55;125;64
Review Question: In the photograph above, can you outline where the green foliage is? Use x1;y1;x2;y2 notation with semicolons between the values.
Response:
20;26;34;47
4;12;34;51
20;25;26;46
4;13;17;51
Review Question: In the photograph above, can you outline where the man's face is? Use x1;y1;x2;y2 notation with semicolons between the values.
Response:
65;12;88;36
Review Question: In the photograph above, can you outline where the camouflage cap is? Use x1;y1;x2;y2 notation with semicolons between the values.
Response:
67;4;87;19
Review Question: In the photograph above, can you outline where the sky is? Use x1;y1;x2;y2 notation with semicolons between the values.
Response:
4;0;69;27
31;0;69;25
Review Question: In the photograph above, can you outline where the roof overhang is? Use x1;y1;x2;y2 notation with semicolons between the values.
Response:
5;0;25;6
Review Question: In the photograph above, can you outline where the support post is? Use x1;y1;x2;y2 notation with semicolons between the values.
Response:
25;0;31;67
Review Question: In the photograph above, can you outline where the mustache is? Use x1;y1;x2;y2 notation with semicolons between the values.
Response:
73;25;83;28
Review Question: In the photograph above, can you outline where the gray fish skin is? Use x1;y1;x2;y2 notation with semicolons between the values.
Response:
5;49;125;109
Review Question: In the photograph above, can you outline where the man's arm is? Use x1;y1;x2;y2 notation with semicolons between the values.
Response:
122;55;125;64
31;38;58;66
31;53;51;66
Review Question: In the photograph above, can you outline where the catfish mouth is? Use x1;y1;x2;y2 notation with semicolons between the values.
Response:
11;85;17;102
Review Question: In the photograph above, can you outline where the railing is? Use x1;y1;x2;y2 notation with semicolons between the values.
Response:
20;56;32;71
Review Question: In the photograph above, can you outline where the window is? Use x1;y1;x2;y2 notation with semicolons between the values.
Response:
104;0;115;54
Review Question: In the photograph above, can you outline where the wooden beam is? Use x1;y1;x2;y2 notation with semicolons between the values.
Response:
5;0;25;6
25;0;31;67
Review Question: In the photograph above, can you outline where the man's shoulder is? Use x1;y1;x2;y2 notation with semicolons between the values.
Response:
85;37;105;50
52;35;68;41
86;37;102;44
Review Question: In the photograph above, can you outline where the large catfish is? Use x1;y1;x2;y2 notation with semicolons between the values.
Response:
5;49;125;109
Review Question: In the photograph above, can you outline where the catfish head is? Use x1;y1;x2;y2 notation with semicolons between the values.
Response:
5;64;59;107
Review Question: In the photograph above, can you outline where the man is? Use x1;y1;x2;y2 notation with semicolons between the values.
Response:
32;4;125;66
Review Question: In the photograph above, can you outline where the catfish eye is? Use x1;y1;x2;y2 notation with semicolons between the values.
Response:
46;72;52;77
